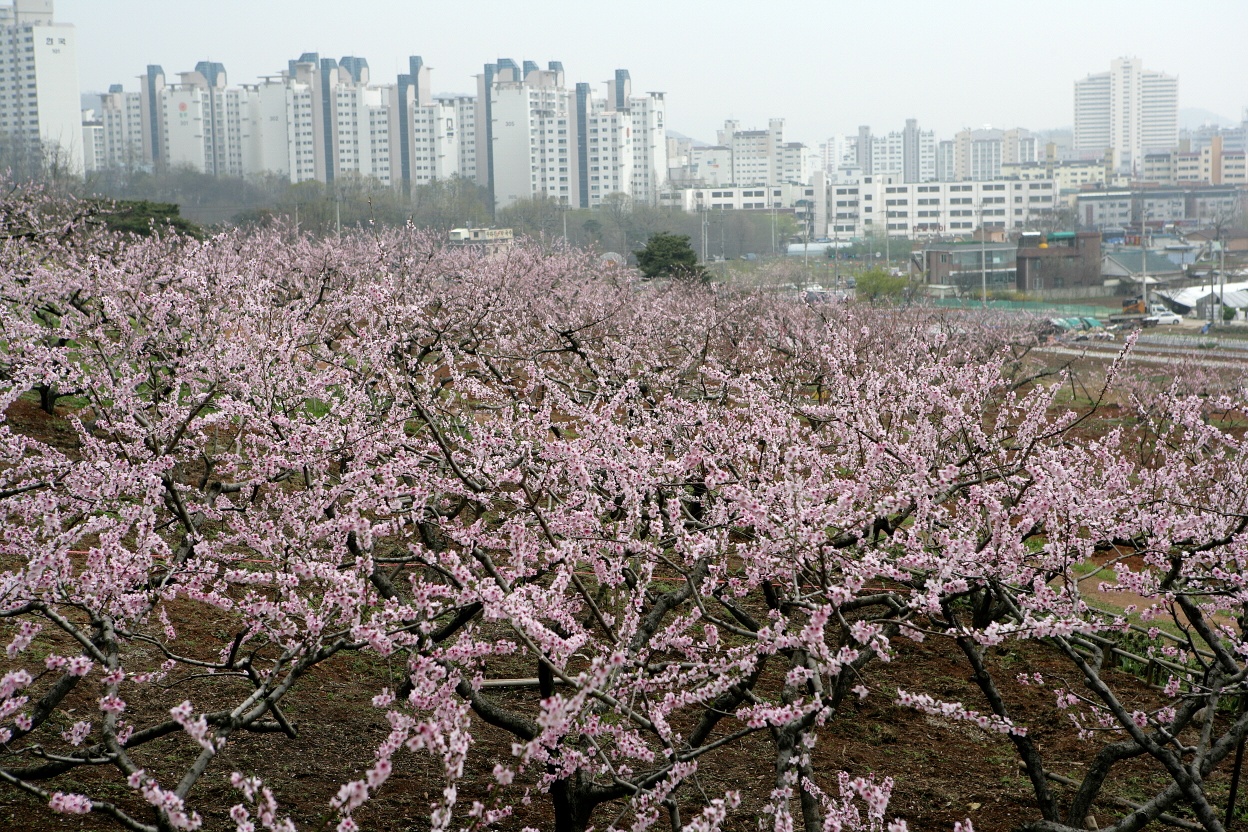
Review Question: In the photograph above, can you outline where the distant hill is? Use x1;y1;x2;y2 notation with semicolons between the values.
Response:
667;129;710;147
1180;107;1237;129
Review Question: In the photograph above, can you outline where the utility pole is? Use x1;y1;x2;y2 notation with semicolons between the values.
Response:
720;213;727;280
701;208;708;265
1210;246;1216;327
833;222;840;285
980;202;988;306
803;227;810;284
1219;222;1227;327
770;184;776;256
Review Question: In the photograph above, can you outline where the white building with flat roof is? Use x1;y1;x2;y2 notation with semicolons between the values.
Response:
242;77;310;183
947;128;1037;181
446;95;477;183
90;52;665;211
486;62;573;210
162;62;249;178
580;70;667;207
98;85;145;170
473;60;666;210
1074;57;1178;171
0;0;82;172
839;122;936;183
80;109;102;172
829;176;1056;238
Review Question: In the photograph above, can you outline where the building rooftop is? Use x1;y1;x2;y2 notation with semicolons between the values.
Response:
923;241;1018;252
1103;250;1185;275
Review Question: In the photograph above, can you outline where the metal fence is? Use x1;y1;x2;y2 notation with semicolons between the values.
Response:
1137;333;1248;352
930;298;1115;318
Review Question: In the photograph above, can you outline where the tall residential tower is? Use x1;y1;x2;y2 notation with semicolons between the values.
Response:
0;0;81;171
1074;57;1178;171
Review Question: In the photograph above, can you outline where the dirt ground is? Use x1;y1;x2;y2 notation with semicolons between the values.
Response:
0;398;1238;832
0;619;1206;832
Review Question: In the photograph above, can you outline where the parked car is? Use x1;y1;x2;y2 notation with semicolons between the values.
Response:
1145;311;1183;326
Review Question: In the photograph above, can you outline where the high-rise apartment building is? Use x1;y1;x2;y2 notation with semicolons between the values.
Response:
841;121;935;183
578;95;632;208
604;70;667;206
1074;57;1178;171
0;0;81;171
163;62;249;178
481;60;573;210
716;119;783;186
283;54;392;186
92;47;667;212
901;119;922;184
687;119;805;187
442;95;477;184
947;128;1037;181
471;59;666;210
389;56;463;192
138;65;166;168
79;108;101;171
96;83;145;170
241;76;313;183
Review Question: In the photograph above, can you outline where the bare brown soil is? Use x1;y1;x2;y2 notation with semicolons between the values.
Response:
1;398;1237;832
0;616;1200;832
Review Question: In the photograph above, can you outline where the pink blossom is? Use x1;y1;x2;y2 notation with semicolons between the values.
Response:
48;792;92;814
98;695;126;715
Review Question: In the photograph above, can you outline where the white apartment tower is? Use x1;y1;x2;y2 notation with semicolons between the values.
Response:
91;53;666;212
0;0;81;171
843;121;935;183
715;118;786;186
391;57;461;191
243;75;316;183
684;119;805;188
480;60;573;211
98;84;145;170
474;61;669;210
162;62;248;177
948;128;1037;181
599;69;667;206
1074;57;1178;171
79;110;101;171
577;91;633;208
443;95;477;184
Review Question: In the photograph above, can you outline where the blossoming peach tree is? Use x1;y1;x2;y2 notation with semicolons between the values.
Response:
0;192;1247;832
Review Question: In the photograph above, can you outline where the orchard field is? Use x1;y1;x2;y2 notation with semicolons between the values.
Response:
3;188;1248;832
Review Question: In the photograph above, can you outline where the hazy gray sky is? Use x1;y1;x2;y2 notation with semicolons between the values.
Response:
63;0;1247;144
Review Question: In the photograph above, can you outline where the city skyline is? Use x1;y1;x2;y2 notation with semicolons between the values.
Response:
8;0;1243;247
61;0;1248;145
